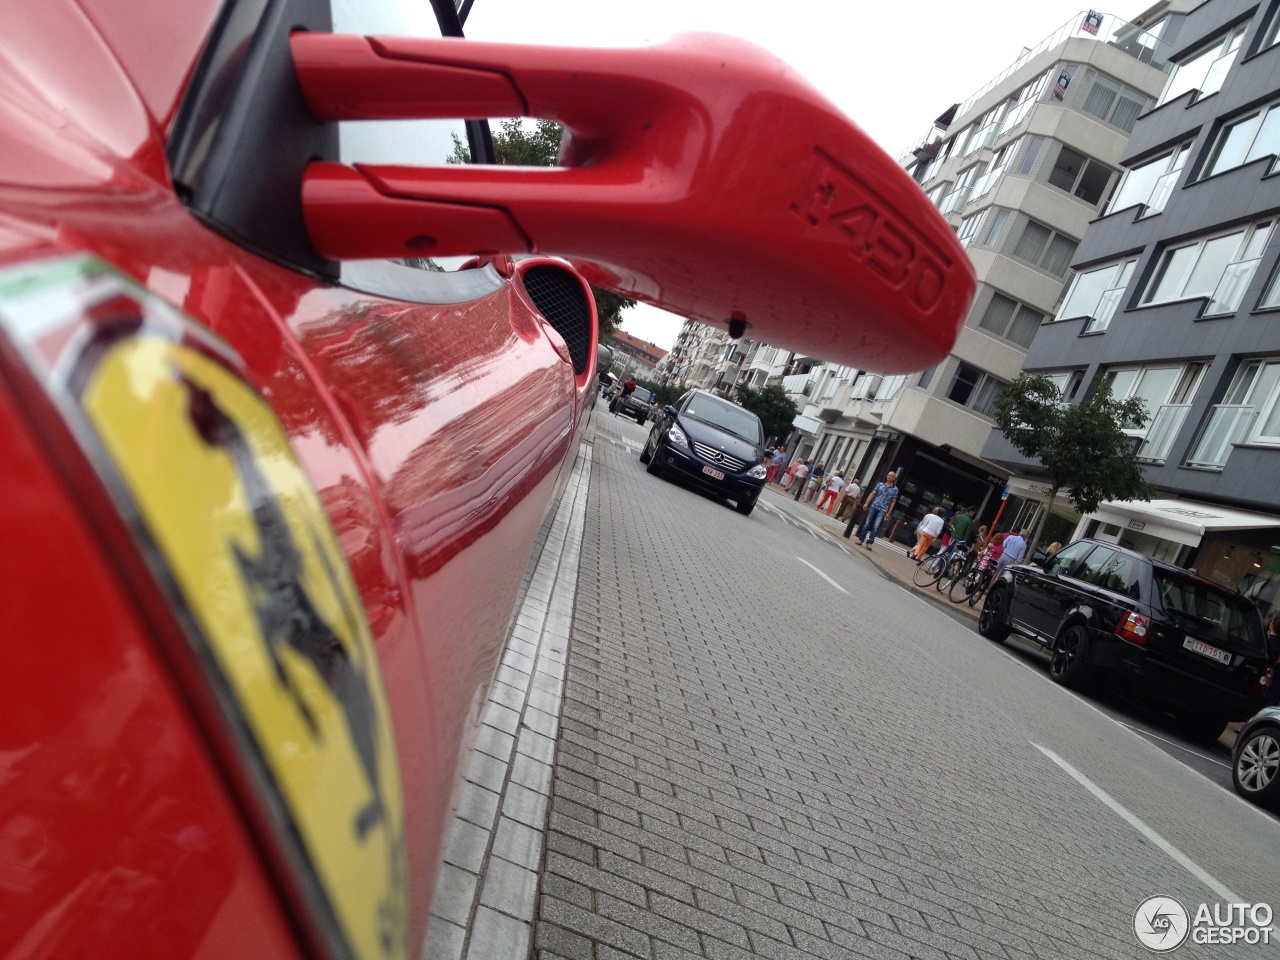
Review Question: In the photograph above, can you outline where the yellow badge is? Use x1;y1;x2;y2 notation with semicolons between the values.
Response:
0;257;407;960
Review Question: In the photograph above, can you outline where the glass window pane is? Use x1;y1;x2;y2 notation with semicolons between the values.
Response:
1049;146;1086;191
1109;156;1165;213
1184;232;1245;297
1061;263;1118;319
1132;367;1180;420
983;209;1011;246
1107;368;1139;399
1083;79;1118;119
1205;114;1259;177
1245;108;1280;166
1144;245;1197;302
1007;306;1044;348
948;363;981;405
1041;234;1078;276
1018;137;1045;175
980;293;1017;336
1261;264;1280;309
1075;161;1111;204
1111;95;1145;132
1014;221;1051;263
973;377;1003;417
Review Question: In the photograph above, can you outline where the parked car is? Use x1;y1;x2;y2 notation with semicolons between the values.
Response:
614;385;652;423
1232;707;1280;809
978;539;1274;741
640;389;767;515
0;0;972;956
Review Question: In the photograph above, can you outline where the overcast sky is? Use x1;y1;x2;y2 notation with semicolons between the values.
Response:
465;0;1153;351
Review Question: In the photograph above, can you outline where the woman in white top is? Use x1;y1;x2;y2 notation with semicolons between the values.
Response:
910;507;947;561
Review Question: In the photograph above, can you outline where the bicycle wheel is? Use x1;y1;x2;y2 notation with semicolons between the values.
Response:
967;575;988;607
937;554;969;592
948;567;982;604
912;554;946;587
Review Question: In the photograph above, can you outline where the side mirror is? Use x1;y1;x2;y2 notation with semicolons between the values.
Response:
292;33;975;373
664;405;678;417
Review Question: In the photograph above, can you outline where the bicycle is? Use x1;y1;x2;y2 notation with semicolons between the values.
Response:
912;540;970;590
948;558;996;606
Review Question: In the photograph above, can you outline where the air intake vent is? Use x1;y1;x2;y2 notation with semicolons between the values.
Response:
522;265;592;375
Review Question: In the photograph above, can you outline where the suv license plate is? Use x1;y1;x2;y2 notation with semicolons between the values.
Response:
701;465;725;481
1183;636;1231;665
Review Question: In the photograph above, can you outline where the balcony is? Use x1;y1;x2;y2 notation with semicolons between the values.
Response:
1135;404;1190;464
1187;405;1255;468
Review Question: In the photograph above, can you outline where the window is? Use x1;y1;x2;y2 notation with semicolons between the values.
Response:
938;162;987;215
1013;220;1078;276
1261;4;1280;53
981;208;1011;247
1017;136;1045;175
1045;369;1084;401
1047;145;1113;206
966;105;1004;155
1190;359;1280;465
1200;102;1280;179
1082;75;1147;131
917;366;936;390
1141;221;1273;313
1106;143;1190;216
1074;546;1116;585
971;140;1017;200
998;71;1051;136
1102;363;1204;436
946;362;1005;417
1058;257;1139;332
979;292;1045;348
1159;24;1247;105
957;212;984;248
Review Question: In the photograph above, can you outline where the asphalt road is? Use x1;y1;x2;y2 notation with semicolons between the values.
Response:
534;411;1280;960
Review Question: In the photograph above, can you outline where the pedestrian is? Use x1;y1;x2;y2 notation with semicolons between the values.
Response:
836;476;863;521
766;446;787;484
816;472;844;514
785;458;809;492
951;506;976;549
976;533;1005;588
855;470;899;549
910;507;946;561
997;527;1027;572
801;462;824;503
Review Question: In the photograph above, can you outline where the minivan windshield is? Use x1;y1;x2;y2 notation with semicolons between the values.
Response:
682;394;763;445
1155;573;1267;657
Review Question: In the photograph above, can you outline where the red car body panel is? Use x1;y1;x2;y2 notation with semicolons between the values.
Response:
0;1;973;957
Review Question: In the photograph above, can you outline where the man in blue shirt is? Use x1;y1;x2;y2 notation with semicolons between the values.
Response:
997;527;1027;571
855;471;899;549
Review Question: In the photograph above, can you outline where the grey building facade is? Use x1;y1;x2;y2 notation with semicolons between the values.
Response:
983;0;1280;618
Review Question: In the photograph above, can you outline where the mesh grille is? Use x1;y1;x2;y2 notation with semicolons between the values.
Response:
692;442;747;472
522;266;591;374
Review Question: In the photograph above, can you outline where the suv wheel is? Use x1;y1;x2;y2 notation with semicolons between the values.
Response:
735;496;756;516
646;441;664;476
1049;624;1091;689
1233;725;1280;808
978;584;1010;643
639;430;653;464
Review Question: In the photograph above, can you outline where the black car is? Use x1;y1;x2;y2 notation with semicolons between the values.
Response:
613;386;652;423
978;538;1274;741
640;389;767;515
1232;706;1280;810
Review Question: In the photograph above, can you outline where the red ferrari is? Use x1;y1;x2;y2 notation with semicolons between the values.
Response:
0;1;973;957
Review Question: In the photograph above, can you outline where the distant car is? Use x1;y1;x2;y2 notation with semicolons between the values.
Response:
978;539;1274;741
1232;706;1280;809
640;389;766;515
613;385;652;423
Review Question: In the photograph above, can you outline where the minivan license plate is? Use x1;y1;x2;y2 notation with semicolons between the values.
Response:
1183;636;1231;665
701;465;725;481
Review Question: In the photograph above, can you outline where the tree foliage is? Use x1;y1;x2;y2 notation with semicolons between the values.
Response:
735;384;799;446
451;119;636;340
993;374;1159;551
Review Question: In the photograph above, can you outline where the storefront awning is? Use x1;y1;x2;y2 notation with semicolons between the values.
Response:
1088;498;1280;547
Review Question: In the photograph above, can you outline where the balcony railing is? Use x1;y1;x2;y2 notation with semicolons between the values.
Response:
1136;404;1190;463
1187;404;1255;468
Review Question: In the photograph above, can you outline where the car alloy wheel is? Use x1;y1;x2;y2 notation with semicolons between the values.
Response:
1049;624;1090;689
1234;728;1280;806
978;584;1010;643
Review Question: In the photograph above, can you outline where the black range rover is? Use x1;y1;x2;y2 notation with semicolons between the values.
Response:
978;538;1275;741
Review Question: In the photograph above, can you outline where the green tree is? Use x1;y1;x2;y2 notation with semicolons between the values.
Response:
451;120;635;339
735;384;799;446
993;374;1158;554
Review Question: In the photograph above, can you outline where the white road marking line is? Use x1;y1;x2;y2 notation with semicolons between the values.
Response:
1116;722;1231;768
1032;743;1245;904
796;557;847;593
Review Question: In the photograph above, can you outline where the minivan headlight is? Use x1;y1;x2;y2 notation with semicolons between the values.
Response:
747;464;767;479
668;423;689;449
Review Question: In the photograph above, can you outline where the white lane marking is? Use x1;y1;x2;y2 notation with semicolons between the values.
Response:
1032;743;1245;904
1116;722;1231;768
796;557;847;594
